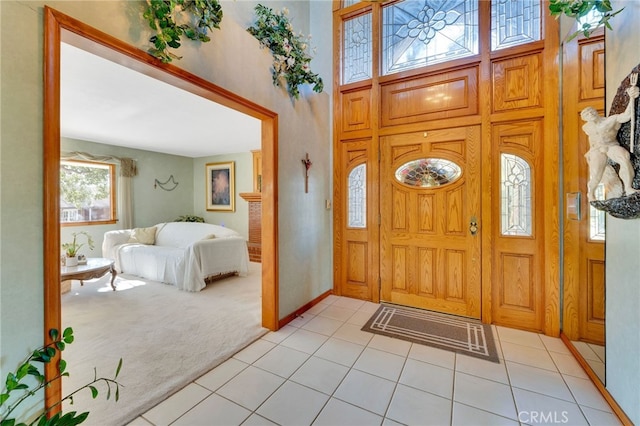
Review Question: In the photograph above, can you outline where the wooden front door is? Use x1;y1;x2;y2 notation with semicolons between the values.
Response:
333;1;561;334
379;127;482;318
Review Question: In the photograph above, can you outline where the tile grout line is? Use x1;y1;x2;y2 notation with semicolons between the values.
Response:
239;305;367;425
378;343;412;424
450;353;458;425
495;326;522;423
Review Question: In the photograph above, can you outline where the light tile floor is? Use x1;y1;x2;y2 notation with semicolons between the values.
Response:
130;296;620;426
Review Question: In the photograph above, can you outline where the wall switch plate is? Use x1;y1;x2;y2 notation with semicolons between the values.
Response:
325;199;331;210
566;192;581;220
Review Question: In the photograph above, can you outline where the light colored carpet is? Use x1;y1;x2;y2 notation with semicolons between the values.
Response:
61;262;266;426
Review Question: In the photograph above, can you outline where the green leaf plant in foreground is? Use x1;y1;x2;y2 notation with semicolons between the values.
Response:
143;0;223;63
0;328;123;426
548;0;623;41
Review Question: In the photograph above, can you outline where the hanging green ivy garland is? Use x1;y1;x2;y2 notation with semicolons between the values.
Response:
143;0;223;63
247;4;324;100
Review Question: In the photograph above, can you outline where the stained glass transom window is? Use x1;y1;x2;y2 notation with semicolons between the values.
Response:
491;0;541;51
589;183;605;241
348;164;367;228
394;158;462;188
501;154;532;236
343;13;373;84
381;0;478;76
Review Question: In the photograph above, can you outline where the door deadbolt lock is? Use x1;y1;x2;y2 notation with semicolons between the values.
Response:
469;216;478;236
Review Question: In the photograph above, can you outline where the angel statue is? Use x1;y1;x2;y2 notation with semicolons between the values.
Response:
581;85;640;202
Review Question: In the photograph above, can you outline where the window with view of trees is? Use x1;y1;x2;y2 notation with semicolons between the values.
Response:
60;160;116;225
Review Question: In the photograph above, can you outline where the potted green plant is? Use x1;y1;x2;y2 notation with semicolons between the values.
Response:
61;232;95;267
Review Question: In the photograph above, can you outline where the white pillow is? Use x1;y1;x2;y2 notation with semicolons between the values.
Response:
127;226;157;245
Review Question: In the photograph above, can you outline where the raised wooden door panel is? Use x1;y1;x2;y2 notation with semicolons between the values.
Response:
579;40;605;101
580;256;605;343
336;139;378;301
341;87;372;133
491;120;545;332
492;54;542;112
380;126;481;318
380;66;479;127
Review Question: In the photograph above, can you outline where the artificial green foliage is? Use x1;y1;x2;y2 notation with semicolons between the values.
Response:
174;215;205;222
0;328;123;426
549;0;623;41
61;232;95;258
247;4;324;100
143;0;223;63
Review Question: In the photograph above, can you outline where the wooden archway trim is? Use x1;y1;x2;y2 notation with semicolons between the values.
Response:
44;6;279;412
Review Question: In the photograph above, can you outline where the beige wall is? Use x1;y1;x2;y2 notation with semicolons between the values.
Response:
0;0;332;419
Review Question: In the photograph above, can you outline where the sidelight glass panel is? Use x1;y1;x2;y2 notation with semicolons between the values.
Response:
381;0;478;75
343;13;373;84
348;164;367;228
501;154;532;236
395;158;462;188
589;183;606;241
491;0;541;51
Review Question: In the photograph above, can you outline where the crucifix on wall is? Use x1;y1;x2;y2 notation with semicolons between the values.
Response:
302;153;312;193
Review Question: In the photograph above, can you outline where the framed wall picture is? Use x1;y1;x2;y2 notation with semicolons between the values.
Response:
205;161;235;211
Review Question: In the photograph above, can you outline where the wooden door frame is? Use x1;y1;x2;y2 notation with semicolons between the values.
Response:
333;1;560;334
44;6;279;412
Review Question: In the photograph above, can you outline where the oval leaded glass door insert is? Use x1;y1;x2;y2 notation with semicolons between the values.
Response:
395;158;462;187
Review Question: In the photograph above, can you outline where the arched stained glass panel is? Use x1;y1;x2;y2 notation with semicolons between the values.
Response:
348;164;367;228
501;153;532;236
394;158;462;188
381;0;479;75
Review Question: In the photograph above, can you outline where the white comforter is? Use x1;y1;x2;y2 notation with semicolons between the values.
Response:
103;223;250;291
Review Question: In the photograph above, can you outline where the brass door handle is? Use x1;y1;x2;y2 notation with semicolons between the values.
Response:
469;216;478;236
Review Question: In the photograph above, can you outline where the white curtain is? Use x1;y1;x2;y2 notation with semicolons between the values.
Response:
61;151;137;229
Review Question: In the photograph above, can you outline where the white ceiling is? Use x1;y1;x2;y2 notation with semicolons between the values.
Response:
60;43;261;158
